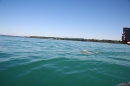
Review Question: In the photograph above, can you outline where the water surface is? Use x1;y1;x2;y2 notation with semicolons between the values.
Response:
0;36;130;86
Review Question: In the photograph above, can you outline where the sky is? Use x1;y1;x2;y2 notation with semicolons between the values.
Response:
0;0;130;40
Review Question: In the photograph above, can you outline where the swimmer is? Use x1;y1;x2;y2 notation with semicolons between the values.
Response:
82;50;88;54
81;50;97;54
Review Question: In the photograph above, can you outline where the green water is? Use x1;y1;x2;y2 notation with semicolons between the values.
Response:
0;36;130;86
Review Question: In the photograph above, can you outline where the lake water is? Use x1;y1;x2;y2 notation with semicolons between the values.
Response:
0;36;130;86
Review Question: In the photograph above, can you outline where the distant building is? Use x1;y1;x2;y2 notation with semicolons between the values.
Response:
123;27;130;41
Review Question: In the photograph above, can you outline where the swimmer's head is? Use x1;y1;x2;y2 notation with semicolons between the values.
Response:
82;50;87;54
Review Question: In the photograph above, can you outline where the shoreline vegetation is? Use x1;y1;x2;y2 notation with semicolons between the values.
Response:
0;35;125;44
25;36;125;44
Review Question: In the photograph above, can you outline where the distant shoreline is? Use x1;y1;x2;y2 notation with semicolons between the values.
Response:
26;36;124;44
0;35;125;44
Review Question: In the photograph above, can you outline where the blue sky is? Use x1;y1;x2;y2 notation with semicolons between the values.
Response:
0;0;130;40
